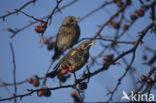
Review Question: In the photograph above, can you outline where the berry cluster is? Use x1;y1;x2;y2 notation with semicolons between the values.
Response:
110;0;145;32
57;64;77;82
114;0;132;8
27;76;40;87
43;39;55;51
37;88;51;97
35;22;47;34
140;74;156;85
70;82;88;102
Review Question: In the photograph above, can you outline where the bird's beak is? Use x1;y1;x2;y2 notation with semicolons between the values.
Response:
88;42;95;46
74;17;80;21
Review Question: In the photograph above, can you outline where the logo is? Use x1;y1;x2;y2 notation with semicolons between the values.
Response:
121;91;130;101
121;91;154;102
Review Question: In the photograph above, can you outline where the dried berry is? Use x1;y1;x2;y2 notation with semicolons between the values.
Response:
78;82;87;90
27;78;33;84
140;75;147;81
70;91;77;97
104;54;114;62
68;65;76;73
41;22;47;28
116;1;124;8
37;88;51;97
47;42;55;50
61;64;68;69
60;69;68;75
35;25;45;33
44;89;51;97
130;14;137;21
43;39;49;44
57;74;67;82
110;21;120;29
33;79;40;87
142;55;147;60
122;24;129;31
147;78;153;85
37;90;44;97
136;9;144;17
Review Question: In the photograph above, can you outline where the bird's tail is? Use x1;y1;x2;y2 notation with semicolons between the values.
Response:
52;47;60;60
46;69;58;78
52;52;59;60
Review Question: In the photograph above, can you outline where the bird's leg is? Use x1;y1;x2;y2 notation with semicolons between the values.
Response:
73;72;77;83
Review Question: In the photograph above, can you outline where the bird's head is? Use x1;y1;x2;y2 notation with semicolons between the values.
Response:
78;41;95;50
62;16;80;26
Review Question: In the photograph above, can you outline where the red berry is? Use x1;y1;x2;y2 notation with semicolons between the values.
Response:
130;14;137;21
47;42;55;50
78;82;87;90
61;64;68;69
60;69;68;75
43;89;51;97
110;21;119;29
142;55;147;60
68;65;76;73
43;39;49;44
136;9;144;17
32;79;40;87
35;25;44;33
140;75;147;81
27;78;33;84
70;91;77;97
147;78;153;85
41;22;47;28
104;54;114;62
116;1;124;8
57;74;67;82
37;88;51;97
37;90;44;97
122;24;129;31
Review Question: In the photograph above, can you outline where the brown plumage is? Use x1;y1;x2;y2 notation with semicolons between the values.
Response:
52;16;80;60
47;41;95;78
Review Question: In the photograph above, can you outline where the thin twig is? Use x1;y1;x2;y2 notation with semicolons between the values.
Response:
10;43;17;103
0;0;37;21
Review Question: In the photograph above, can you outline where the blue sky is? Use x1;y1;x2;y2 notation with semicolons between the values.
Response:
0;0;156;102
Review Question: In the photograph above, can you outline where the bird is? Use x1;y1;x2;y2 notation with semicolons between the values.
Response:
47;41;95;78
52;16;80;60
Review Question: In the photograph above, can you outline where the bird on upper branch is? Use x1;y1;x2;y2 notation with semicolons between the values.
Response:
52;16;80;60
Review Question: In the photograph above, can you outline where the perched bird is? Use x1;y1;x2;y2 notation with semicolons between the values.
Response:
47;41;95;78
52;16;80;60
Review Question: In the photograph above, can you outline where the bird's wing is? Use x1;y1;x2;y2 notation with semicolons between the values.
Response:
59;48;77;64
53;48;77;70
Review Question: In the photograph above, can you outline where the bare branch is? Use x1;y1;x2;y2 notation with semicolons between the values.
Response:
0;0;37;21
10;43;17;103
